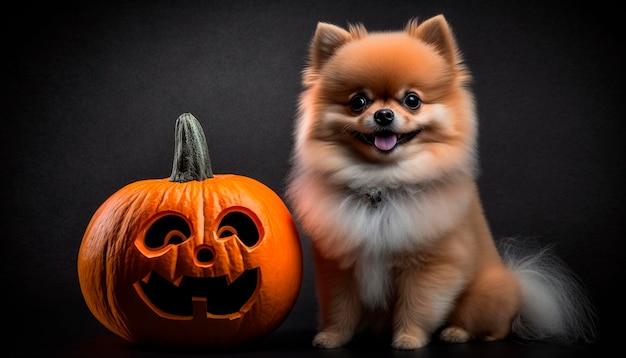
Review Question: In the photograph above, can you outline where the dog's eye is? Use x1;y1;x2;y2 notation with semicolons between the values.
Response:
402;92;421;110
349;94;369;113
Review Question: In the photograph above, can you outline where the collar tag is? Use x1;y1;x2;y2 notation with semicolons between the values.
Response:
365;189;383;207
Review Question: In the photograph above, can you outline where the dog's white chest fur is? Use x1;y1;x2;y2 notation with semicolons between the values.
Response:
354;248;394;308
291;176;473;308
348;186;430;308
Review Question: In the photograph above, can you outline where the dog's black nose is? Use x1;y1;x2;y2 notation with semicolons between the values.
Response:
374;109;394;126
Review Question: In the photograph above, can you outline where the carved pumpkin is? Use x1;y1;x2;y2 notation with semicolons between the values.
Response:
77;113;302;348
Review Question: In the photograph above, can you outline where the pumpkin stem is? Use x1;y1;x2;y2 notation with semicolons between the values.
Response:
169;113;214;182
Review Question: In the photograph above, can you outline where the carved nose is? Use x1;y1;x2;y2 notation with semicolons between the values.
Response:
195;245;215;264
374;109;394;126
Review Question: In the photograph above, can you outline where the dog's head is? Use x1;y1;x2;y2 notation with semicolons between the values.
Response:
293;15;478;187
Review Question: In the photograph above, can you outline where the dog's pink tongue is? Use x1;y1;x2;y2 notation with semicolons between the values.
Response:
374;134;398;151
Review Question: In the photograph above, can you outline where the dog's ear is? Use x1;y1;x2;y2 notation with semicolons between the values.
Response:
407;15;460;66
308;22;353;70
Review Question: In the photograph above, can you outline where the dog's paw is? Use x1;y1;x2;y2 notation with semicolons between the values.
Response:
391;332;429;350
312;331;349;349
439;326;471;343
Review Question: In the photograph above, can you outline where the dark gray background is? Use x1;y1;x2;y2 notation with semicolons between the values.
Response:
3;1;622;356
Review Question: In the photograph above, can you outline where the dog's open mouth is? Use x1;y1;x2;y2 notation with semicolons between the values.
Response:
351;129;422;152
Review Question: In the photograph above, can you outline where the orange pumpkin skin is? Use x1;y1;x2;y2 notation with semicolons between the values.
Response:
77;114;302;348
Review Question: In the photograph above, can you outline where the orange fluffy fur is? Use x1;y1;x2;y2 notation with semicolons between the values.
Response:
286;15;597;350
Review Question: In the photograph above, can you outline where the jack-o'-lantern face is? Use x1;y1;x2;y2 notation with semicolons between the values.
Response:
135;209;262;319
77;114;302;348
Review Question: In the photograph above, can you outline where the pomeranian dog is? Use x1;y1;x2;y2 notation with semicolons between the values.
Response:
285;15;597;350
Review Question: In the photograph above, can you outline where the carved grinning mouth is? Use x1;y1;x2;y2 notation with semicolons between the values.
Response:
351;129;422;152
136;268;259;318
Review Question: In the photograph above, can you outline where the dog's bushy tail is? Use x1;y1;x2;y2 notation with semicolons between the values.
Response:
497;237;598;344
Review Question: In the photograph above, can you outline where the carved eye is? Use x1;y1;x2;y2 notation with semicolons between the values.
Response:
217;211;260;247
402;92;421;110
349;93;370;113
144;214;191;250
